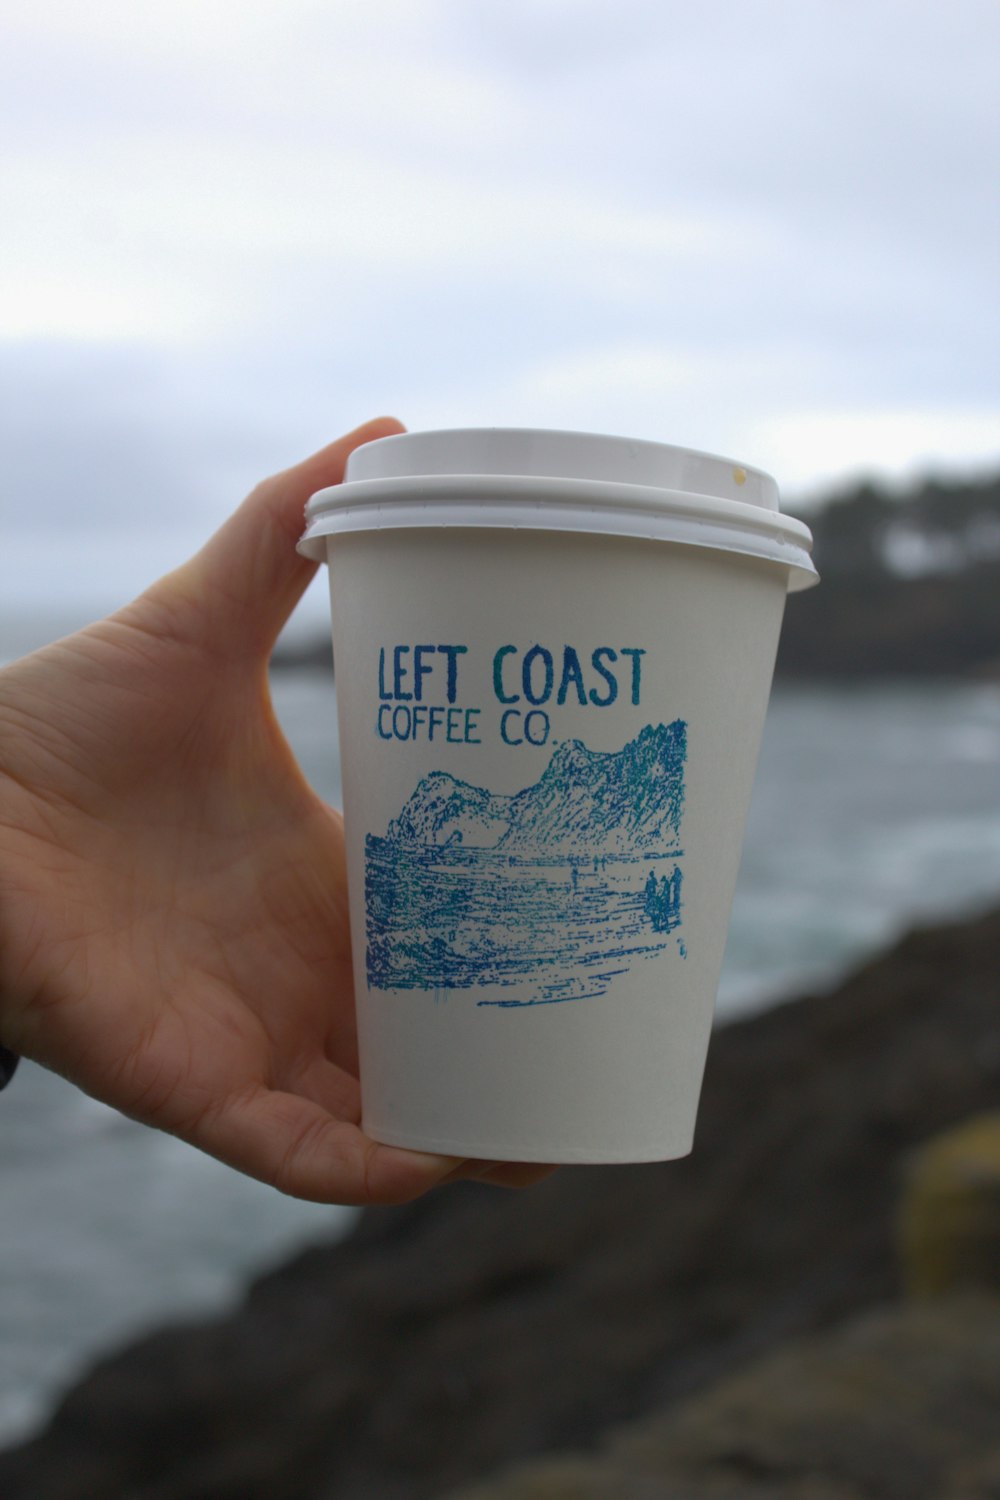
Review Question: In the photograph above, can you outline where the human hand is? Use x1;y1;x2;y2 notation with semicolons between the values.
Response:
0;419;554;1204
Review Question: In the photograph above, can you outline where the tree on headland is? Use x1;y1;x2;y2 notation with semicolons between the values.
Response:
776;470;1000;679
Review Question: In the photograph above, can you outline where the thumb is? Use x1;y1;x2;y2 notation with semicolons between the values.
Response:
141;416;405;660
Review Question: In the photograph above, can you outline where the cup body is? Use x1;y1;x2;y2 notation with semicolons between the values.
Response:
326;523;790;1162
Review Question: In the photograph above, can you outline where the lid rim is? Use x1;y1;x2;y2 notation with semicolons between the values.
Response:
298;478;818;592
303;472;813;545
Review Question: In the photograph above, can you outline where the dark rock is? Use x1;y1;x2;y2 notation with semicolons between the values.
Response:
442;1297;1000;1500
2;905;1000;1500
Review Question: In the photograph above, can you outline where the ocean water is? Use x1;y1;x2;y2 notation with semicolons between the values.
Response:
1;672;999;1447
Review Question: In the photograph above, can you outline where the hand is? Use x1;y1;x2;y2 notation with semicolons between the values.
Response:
0;419;554;1204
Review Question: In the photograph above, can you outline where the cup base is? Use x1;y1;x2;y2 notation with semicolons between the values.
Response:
362;1119;695;1166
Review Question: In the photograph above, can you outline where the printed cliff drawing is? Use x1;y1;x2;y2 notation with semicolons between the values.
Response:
365;721;688;1005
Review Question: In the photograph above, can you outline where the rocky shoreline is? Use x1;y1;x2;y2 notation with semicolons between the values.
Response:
2;903;999;1499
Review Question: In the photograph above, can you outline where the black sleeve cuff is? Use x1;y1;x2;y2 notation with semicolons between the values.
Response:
0;1045;19;1090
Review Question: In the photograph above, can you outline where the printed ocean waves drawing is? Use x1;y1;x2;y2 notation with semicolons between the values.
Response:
365;721;688;1005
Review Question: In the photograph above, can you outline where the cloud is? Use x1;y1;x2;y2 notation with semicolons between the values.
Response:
0;341;287;524
0;0;997;643
755;407;1000;498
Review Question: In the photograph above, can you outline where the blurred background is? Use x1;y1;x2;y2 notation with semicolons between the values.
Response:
1;0;998;1462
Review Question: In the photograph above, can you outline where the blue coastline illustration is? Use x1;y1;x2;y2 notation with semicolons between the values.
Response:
366;721;687;1005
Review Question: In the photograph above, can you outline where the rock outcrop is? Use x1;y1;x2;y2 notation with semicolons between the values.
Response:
899;1112;1000;1299
441;1297;1000;1500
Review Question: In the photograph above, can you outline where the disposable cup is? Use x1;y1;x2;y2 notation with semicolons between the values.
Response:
299;429;817;1163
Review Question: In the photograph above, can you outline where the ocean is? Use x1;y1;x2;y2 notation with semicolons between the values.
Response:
2;673;999;1447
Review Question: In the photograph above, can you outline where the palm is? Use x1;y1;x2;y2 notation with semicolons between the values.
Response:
0;422;551;1203
4;616;362;1143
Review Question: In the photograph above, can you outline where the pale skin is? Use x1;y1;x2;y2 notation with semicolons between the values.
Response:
0;418;554;1204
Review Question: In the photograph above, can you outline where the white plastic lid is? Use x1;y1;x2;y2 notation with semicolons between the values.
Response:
299;428;817;591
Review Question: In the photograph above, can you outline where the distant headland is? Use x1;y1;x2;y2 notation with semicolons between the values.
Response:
272;470;1000;680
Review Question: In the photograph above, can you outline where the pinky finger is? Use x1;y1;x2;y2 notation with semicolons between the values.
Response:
192;1084;464;1206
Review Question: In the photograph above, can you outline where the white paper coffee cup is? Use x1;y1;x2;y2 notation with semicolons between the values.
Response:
299;429;816;1163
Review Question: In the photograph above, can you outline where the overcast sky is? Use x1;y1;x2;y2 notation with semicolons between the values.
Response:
2;0;998;649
